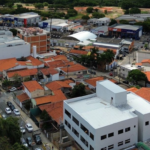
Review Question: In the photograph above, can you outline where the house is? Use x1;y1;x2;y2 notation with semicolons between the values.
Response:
39;101;63;124
43;55;67;63
69;50;88;56
23;81;44;98
46;79;75;93
16;93;30;108
33;90;67;107
6;68;38;81
60;64;88;76
64;80;150;150
39;68;59;82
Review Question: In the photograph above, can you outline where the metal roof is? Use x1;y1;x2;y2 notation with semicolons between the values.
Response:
68;31;97;41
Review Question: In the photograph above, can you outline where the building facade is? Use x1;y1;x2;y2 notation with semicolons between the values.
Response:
64;80;150;150
17;27;50;54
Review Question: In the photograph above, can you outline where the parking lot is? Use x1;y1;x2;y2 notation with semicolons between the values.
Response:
0;92;43;150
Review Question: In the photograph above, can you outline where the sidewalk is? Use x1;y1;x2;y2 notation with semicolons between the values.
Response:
8;94;58;150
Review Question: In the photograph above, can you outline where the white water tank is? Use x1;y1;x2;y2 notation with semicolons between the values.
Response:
33;45;37;58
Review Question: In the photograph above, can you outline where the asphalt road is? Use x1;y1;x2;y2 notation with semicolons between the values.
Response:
0;92;42;150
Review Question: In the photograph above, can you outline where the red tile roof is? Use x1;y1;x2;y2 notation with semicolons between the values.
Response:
35;90;67;105
127;87;138;93
70;50;88;55
46;60;74;68
144;71;150;82
40;68;58;75
43;57;53;62
52;55;67;61
72;25;83;30
0;58;18;72
25;56;43;66
23;81;44;92
7;68;38;78
61;64;87;73
46;80;71;91
85;77;104;87
82;46;94;50
141;59;150;63
17;93;30;102
39;101;63;124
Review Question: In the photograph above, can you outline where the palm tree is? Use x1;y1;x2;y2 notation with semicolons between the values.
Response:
104;49;115;64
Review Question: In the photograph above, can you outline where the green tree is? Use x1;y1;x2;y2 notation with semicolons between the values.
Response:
0;137;13;150
2;79;11;87
86;7;93;13
13;142;28;150
109;19;117;26
92;12;105;18
34;3;44;9
119;20;129;24
67;9;77;17
43;2;49;6
10;29;17;36
17;4;22;8
129;7;141;14
127;69;147;84
104;9;107;14
6;3;13;8
121;1;133;9
82;15;90;20
71;83;86;98
12;73;21;83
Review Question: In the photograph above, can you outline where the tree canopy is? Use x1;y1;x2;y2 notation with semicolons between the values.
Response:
92;12;105;18
86;7;93;13
71;83;86;98
109;19;117;26
127;69;147;84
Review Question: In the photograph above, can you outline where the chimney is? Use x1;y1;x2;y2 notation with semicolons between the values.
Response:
33;45;37;58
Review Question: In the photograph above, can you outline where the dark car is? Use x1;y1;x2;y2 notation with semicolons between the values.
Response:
7;101;12;107
123;80;129;84
33;134;42;145
9;104;15;111
26;137;33;147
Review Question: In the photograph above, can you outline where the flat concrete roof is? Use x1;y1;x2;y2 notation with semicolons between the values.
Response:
65;84;150;129
93;42;120;48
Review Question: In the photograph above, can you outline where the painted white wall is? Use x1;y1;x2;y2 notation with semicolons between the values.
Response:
24;86;31;98
0;43;30;59
64;100;138;150
52;73;59;81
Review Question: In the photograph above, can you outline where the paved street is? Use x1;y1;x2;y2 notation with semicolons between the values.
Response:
0;91;58;150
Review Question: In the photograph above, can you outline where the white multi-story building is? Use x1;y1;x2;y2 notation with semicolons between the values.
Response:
64;80;150;150
0;30;30;59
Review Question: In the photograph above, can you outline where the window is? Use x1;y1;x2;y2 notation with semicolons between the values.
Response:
81;124;89;135
90;145;94;150
108;144;114;150
118;129;123;134
101;135;107;140
125;127;130;132
80;136;88;147
90;133;94;140
72;116;79;126
72;127;79;137
65;120;71;129
125;139;130;144
101;147;106;150
118;141;123;146
145;121;149;126
108;132;114;138
65;109;71;118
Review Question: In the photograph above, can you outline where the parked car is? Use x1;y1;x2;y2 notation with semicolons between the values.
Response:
26;137;33;147
8;87;17;92
13;109;20;116
2;114;8;120
33;134;42;145
5;107;11;114
20;137;28;147
20;126;26;134
25;123;33;132
123;81;129;84
7;101;12;107
9;104;15;111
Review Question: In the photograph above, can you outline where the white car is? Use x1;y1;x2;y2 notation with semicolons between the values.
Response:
20;126;26;134
9;87;17;92
25;123;33;132
5;107;11;114
13;109;20;116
